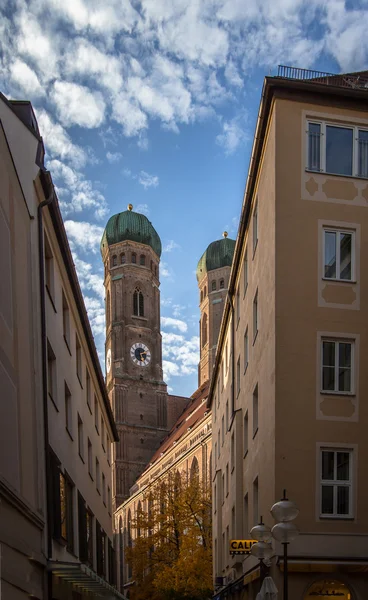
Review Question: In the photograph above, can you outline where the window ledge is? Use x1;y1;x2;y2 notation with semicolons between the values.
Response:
132;315;148;322
46;286;57;313
306;168;368;181
320;390;355;397
322;277;356;284
319;515;354;521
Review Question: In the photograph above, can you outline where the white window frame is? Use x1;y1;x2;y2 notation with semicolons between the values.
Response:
321;339;354;395
320;448;353;519
322;227;355;282
306;120;368;178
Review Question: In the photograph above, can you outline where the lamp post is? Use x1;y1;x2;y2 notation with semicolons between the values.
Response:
270;490;299;600
250;517;274;586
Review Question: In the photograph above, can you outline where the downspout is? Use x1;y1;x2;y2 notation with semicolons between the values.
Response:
227;291;235;418
38;172;56;599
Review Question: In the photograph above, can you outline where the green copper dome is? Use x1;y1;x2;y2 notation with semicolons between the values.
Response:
100;206;162;257
196;235;236;281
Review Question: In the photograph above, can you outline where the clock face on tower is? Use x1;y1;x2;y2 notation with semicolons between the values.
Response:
106;348;112;374
130;343;151;366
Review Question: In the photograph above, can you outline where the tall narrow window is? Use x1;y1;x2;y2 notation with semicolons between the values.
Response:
226;400;229;430
358;130;368;177
326;125;353;176
101;418;105;451
308;122;321;171
140;254;146;266
322;340;353;393
201;313;208;347
133;288;144;317
112;255;117;267
324;229;354;281
47;340;57;402
244;250;248;294
121;252;126;264
232;506;236;538
106;290;111;328
220;279;224;289
236;288;240;324
225;342;228;371
244;493;249;537
88;439;93;478
226;464;229;496
94;395;99;433
212;280;216;291
253;477;259;525
244;411;248;455
107;434;111;465
108;486;111;515
131;252;136;264
253;199;258;254
222;474;225;505
65;382;72;436
60;472;74;552
253;385;258;437
76;335;82;384
221;416;225;446
236;357;241;396
231;433;235;471
320;448;353;518
44;233;55;300
217;431;220;458
62;291;70;348
78;414;84;461
86;369;91;411
244;328;249;371
102;473;106;505
96;458;100;493
253;290;258;342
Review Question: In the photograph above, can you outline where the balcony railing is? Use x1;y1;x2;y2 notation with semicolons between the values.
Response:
277;65;368;91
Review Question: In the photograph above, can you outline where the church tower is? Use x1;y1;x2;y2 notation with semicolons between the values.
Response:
101;205;169;510
196;232;236;387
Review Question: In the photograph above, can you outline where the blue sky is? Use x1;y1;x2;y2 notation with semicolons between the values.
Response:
1;0;367;397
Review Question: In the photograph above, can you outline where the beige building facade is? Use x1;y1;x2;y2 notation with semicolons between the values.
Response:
209;68;368;600
0;93;123;599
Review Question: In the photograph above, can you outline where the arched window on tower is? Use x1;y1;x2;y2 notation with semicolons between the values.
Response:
154;265;157;276
121;253;126;264
131;252;136;264
190;456;199;483
106;291;111;327
140;255;146;266
133;288;144;317
220;279;225;289
212;280;216;291
137;501;142;538
112;255;117;267
200;290;203;303
202;313;208;347
204;285;207;297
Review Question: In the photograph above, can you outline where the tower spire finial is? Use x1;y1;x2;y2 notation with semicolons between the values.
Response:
223;231;228;238
128;203;133;211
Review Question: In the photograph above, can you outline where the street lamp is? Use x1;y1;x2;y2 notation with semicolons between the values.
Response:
250;517;274;585
270;490;299;600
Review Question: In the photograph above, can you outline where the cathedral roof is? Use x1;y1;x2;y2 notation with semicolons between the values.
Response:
196;235;236;281
100;205;162;257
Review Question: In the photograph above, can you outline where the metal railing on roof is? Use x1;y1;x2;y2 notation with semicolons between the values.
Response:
277;65;368;90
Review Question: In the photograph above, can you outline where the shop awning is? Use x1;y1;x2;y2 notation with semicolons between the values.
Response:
49;561;127;598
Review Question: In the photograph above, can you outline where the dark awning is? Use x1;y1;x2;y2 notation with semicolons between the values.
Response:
49;561;127;598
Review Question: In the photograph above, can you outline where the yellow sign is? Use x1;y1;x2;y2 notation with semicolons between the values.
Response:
229;539;256;554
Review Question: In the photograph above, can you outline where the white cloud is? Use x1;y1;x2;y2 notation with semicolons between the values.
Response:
135;203;150;216
51;80;106;128
224;58;243;88
72;254;105;300
106;151;123;163
161;317;187;332
112;93;148;137
84;295;105;337
36;109;88;168
64;220;104;254
162;330;200;381
216;116;247;155
160;261;172;279
138;170;159;189
9;59;44;97
163;240;180;253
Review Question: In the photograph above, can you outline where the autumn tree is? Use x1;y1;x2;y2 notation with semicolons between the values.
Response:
126;469;213;600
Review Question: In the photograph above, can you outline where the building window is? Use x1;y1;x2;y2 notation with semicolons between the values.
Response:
222;474;225;505
253;290;258;342
140;254;146;266
320;448;353;518
253;477;259;525
232;506;236;538
102;473;106;506
243;411;248;456
96;521;106;577
106;290;110;328
112;255;117;267
76;335;82;385
212;280;216;291
121;252;126;264
108;486;112;515
244;493;249;537
131;252;136;264
78;414;84;461
217;431;220;458
236;288;240;324
101;418;105;451
244;250;248;295
88;439;93;478
225;342;228;372
221;416;225;446
231;433;235;471
253;199;258;254
324;229;354;281
60;472;74;552
78;493;93;567
47;340;57;405
307;120;368;178
200;290;203;303
220;279;224;289
226;400;229;430
204;286;207;297
96;458;100;494
65;382;72;437
201;313;208;347
226;463;229;496
62;291;70;349
133;288;144;317
253;385;258;437
107;434;111;465
322;339;353;393
236;356;241;396
86;369;91;412
244;328;249;372
221;360;224;389
44;233;55;300
94;396;99;433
